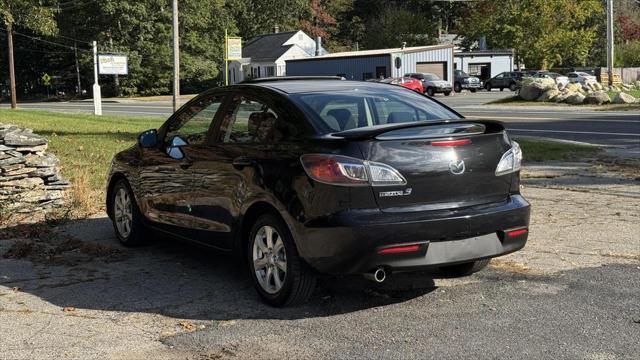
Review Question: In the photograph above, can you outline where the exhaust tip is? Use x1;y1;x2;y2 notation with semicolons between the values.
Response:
364;267;387;283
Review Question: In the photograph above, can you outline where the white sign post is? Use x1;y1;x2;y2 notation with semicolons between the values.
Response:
92;41;102;116
224;30;242;85
98;54;129;75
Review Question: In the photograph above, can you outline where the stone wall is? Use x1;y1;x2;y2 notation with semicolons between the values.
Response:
0;124;69;217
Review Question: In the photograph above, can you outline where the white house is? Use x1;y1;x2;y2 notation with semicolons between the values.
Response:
228;30;327;84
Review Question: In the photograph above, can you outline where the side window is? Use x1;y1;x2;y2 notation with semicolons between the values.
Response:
165;95;224;146
496;73;504;79
218;95;298;143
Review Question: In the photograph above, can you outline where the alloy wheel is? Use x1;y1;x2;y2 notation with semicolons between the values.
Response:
114;188;133;238
252;225;287;294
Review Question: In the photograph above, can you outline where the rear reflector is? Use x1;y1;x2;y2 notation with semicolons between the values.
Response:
378;244;421;255
431;139;472;147
506;228;528;237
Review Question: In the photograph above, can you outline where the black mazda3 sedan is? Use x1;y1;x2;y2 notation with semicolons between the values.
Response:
106;77;530;306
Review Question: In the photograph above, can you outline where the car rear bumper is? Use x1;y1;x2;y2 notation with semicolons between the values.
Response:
297;194;530;274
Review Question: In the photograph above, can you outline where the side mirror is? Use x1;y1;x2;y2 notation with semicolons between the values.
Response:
138;129;158;148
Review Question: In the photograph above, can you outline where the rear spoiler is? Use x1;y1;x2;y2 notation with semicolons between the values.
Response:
327;119;505;140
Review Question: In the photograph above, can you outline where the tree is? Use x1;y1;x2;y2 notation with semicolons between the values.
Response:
458;0;603;69
362;5;438;49
300;0;336;39
0;0;58;107
227;0;310;40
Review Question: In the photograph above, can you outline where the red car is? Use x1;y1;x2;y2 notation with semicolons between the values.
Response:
379;77;425;93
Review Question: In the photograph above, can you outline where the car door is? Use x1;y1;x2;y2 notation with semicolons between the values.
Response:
186;88;312;249
136;92;226;231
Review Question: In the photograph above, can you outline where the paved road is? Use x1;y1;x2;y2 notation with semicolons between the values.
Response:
1;91;639;148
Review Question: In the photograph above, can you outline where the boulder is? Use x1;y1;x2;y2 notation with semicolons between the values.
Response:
518;77;556;101
583;91;611;105
611;92;637;104
565;83;582;92
555;90;573;103
538;89;560;102
566;92;586;105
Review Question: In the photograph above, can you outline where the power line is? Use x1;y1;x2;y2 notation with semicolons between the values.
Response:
0;28;92;52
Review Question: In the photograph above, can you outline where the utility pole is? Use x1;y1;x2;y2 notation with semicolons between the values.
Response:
93;40;102;115
74;42;82;96
172;0;180;113
606;0;614;87
7;23;17;109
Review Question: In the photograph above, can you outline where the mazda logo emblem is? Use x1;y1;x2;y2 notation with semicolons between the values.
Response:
449;159;465;175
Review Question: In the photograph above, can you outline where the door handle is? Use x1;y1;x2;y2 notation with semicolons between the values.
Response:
232;157;254;169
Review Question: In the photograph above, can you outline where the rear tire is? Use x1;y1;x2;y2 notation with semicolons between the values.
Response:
500;88;504;91
485;83;492;91
454;82;462;93
509;82;517;91
444;91;451;96
439;259;490;277
247;213;316;307
110;179;148;246
470;89;477;93
426;87;435;96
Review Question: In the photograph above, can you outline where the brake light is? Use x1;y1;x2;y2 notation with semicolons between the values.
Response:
300;154;406;186
506;228;528;237
431;138;472;147
378;244;421;255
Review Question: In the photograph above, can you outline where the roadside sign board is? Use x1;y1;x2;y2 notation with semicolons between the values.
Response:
98;54;128;75
226;37;242;60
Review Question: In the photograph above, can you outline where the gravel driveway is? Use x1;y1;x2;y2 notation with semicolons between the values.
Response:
1;159;638;359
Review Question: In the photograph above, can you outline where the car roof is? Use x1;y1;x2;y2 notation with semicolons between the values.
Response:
238;79;410;94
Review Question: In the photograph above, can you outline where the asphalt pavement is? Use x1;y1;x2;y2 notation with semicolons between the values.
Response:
1;91;639;149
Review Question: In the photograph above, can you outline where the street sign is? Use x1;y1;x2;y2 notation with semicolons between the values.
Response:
42;73;51;86
98;54;128;75
226;37;242;60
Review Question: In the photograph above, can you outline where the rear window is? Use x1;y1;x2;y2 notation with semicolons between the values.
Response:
292;89;460;133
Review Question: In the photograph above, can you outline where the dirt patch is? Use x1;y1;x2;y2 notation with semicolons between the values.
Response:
2;225;125;265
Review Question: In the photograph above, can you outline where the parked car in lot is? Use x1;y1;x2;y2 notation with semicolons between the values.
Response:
405;72;452;96
567;72;597;85
532;71;569;87
107;77;531;307
378;77;424;93
484;71;524;91
453;70;482;93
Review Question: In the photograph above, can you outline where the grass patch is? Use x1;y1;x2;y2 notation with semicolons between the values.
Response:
0;110;163;215
606;89;640;99
518;139;602;162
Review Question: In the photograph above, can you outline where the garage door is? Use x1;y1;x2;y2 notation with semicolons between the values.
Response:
416;62;446;80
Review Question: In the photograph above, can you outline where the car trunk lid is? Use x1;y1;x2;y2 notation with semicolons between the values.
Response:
335;120;513;211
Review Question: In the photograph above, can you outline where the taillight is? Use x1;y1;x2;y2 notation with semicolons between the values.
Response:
300;154;406;186
495;141;522;176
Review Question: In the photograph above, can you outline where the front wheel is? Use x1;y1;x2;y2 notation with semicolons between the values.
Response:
454;82;462;93
509;82;517;91
426;87;435;96
444;91;451;96
248;214;316;307
485;83;492;91
470;88;477;93
440;259;490;277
